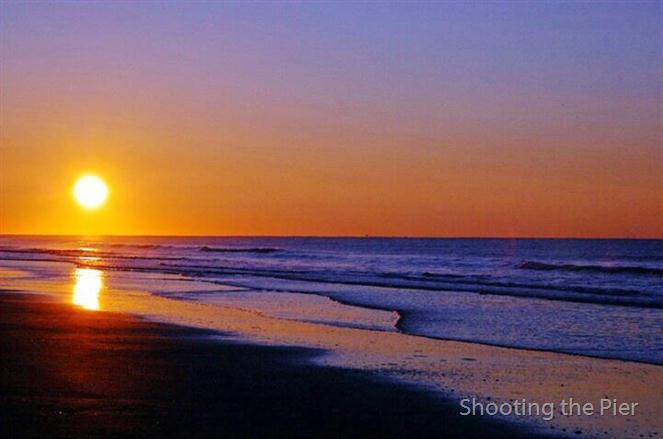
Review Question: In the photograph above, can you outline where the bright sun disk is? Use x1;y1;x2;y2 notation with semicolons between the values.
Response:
73;175;108;209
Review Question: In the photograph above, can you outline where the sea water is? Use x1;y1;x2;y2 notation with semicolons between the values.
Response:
1;236;661;364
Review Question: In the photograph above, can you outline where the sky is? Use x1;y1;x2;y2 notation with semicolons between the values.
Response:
1;1;661;237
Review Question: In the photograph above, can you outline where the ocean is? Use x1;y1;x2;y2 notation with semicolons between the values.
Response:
1;236;661;364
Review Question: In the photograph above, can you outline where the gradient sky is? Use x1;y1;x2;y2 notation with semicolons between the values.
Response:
1;1;661;237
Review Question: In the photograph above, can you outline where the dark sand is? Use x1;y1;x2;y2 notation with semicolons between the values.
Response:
0;293;546;438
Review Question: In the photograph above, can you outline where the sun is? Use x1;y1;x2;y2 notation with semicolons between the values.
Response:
73;175;108;209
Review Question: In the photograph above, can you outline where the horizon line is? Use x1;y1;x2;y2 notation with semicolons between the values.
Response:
0;233;661;241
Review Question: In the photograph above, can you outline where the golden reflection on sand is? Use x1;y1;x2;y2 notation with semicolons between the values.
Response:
72;268;103;310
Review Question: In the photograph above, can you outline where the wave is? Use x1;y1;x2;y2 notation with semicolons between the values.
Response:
0;247;188;262
421;272;467;279
139;262;662;309
519;261;663;276
0;247;115;258
198;246;280;254
103;243;168;249
2;245;660;309
618;254;663;262
399;271;641;297
0;244;282;258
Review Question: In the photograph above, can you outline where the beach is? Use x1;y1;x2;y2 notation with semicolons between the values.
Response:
1;250;662;438
1;292;534;438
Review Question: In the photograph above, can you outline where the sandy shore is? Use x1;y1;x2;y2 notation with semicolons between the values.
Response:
1;261;661;438
96;282;663;438
0;293;537;438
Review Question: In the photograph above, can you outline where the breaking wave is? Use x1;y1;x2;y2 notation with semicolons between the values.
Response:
198;246;281;253
519;261;663;276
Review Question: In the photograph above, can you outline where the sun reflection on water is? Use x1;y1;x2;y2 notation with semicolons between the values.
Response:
72;268;103;310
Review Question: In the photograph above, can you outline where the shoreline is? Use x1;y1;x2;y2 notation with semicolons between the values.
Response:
1;256;660;365
0;293;540;438
1;260;662;438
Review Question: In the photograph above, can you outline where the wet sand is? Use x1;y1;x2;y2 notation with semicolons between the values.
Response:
0;293;540;438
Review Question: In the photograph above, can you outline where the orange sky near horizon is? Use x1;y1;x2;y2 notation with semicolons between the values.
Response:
1;2;661;238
